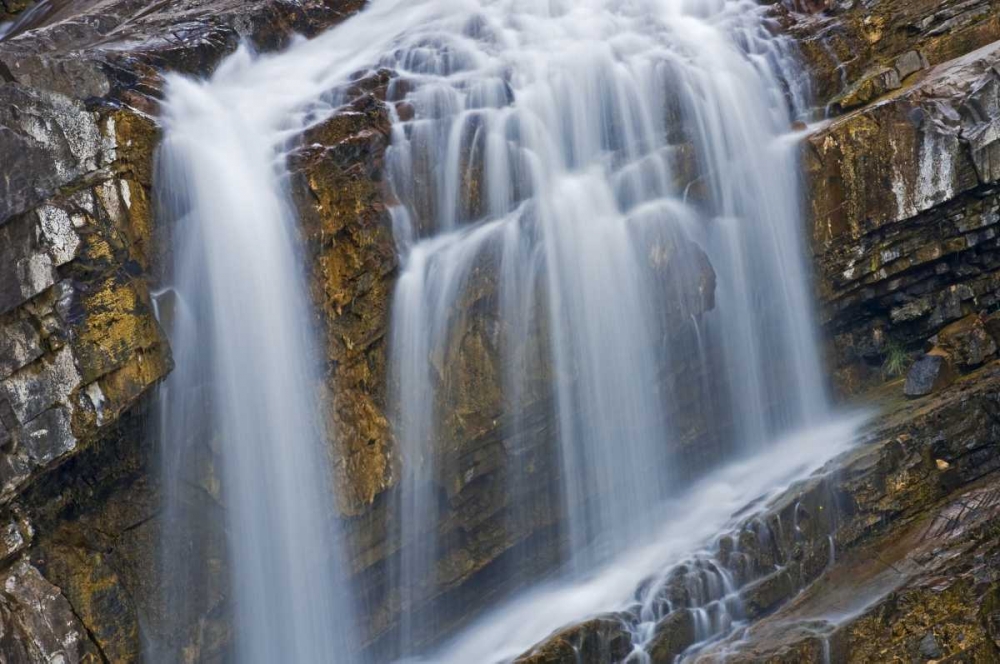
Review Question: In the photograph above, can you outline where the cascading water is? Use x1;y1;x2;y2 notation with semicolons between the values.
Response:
383;0;831;657
147;0;856;660
150;29;432;664
153;66;359;662
149;5;451;659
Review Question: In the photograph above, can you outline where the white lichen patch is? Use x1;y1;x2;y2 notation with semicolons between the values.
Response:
915;132;957;212
85;382;107;426
119;179;133;210
103;115;119;164
22;407;76;466
0;319;44;382
891;129;959;222
55;103;104;173
70;189;96;216
0;346;81;424
14;253;56;304
36;205;80;266
97;179;125;224
890;137;915;222
0;520;25;559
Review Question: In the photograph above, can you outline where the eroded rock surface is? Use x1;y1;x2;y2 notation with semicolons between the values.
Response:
800;7;1000;395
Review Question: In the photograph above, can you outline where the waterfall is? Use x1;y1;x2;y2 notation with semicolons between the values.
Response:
149;4;459;659
148;0;850;660
153;63;358;663
384;0;829;657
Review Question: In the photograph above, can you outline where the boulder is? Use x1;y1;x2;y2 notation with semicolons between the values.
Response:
903;351;955;397
515;617;633;664
646;609;697;663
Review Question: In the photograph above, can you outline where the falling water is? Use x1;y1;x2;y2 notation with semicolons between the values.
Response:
149;4;466;660
154;69;359;662
148;0;848;659
384;0;828;655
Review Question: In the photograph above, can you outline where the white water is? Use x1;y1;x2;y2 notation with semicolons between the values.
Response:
383;0;829;656
149;0;850;660
150;25;414;664
155;72;359;662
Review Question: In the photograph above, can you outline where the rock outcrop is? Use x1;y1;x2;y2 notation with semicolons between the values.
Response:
789;1;1000;398
517;358;1000;664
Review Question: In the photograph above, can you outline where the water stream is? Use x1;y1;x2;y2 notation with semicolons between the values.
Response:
149;0;855;661
383;0;831;657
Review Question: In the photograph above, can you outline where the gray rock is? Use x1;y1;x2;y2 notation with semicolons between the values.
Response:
937;314;997;369
0;559;98;661
918;632;943;659
904;353;955;397
895;50;927;80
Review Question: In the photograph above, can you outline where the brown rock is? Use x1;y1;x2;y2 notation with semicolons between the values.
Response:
936;314;997;370
516;617;633;664
647;609;697;663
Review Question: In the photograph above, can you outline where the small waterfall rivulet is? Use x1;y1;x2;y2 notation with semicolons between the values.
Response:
148;0;862;661
153;66;360;662
149;4;451;659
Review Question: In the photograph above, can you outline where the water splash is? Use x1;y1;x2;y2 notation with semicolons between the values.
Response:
424;416;865;663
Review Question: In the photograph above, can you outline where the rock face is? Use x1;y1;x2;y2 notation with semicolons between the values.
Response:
692;367;1000;663
793;0;1000;396
517;359;1000;663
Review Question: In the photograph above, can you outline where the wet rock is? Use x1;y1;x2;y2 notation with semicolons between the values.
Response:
646;609;697;663
525;360;1000;663
515;617;633;664
742;568;797;620
903;352;955;397
832;67;901;112
808;40;1000;393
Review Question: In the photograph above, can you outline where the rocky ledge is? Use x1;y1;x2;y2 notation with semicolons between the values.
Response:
0;0;371;660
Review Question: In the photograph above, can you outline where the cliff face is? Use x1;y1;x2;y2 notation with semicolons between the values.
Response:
790;0;1000;397
0;0;999;663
